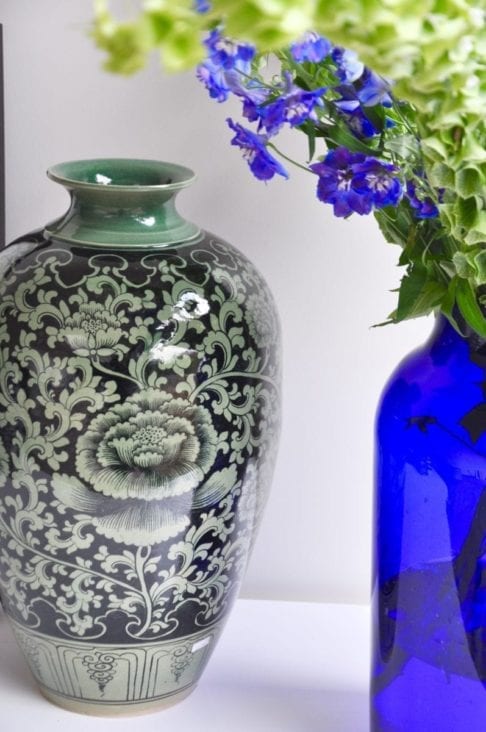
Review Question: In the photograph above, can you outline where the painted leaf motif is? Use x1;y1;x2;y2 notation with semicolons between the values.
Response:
0;235;280;642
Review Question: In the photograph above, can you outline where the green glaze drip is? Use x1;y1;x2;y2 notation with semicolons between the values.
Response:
44;159;200;249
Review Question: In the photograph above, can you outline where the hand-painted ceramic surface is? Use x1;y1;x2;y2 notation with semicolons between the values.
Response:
372;317;486;731
0;159;281;714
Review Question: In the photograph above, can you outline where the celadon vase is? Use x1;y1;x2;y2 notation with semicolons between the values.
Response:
0;159;281;715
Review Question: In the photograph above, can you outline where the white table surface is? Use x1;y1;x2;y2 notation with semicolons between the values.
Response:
0;599;370;732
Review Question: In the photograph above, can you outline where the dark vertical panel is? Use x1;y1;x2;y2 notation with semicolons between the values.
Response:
0;25;4;248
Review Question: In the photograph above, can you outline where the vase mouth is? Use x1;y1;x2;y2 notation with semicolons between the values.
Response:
47;158;196;192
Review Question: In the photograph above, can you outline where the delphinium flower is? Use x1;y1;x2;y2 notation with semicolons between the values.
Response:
226;119;288;181
196;28;255;101
331;62;394;139
352;157;403;209
354;69;393;107
332;90;381;138
241;85;270;123
256;74;326;135
204;28;254;71
93;0;486;252
310;148;402;218
290;32;331;63
406;181;439;219
331;47;364;84
194;0;211;12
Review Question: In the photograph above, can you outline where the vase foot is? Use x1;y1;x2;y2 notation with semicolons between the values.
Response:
38;683;196;717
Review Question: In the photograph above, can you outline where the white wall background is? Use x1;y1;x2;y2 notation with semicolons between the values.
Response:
1;1;432;605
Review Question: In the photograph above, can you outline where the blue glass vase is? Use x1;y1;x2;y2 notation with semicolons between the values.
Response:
372;316;486;731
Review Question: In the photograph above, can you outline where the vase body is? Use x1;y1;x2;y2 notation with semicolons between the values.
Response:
372;316;486;731
0;160;280;714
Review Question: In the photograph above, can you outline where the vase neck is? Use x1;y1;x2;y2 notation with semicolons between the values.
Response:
44;159;200;249
429;314;486;355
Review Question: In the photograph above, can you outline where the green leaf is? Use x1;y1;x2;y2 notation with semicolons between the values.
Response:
293;74;311;91
385;134;420;159
372;315;395;328
456;167;482;198
452;249;486;286
306;126;316;161
362;105;386;134
441;276;458;322
396;265;444;321
455;278;486;338
321;122;377;154
456;196;480;230
464;210;486;246
421;136;448;162
428;162;455;188
452;251;475;279
474;250;486;286
375;206;414;248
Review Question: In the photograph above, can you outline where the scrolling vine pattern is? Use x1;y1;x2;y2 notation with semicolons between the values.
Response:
0;235;280;643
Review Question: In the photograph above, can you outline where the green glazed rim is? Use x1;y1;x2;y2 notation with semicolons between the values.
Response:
44;158;201;249
47;158;196;192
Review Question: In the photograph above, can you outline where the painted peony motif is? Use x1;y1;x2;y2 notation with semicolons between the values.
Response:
76;389;219;500
50;389;238;544
52;464;237;545
52;473;193;544
58;302;127;358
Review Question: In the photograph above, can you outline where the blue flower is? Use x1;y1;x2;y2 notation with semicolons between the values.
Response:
346;108;380;138
353;159;403;208
245;74;325;135
227;119;289;181
310;148;369;217
197;29;256;103
204;29;255;71
242;96;261;122
291;32;331;63
333;71;394;138
194;0;211;11
334;89;380;138
310;148;402;217
197;62;232;102
331;47;364;83
355;70;393;107
240;83;271;122
406;181;440;218
258;85;326;135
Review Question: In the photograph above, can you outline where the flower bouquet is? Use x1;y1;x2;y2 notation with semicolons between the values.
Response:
93;0;485;335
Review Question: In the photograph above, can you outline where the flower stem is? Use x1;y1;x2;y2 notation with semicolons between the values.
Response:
93;360;140;387
235;67;277;91
267;143;315;174
133;546;153;637
190;370;279;401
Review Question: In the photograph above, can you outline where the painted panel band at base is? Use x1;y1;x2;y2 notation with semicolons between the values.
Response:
11;619;222;706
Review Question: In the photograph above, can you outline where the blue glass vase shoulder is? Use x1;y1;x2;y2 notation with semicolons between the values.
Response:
372;317;486;731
